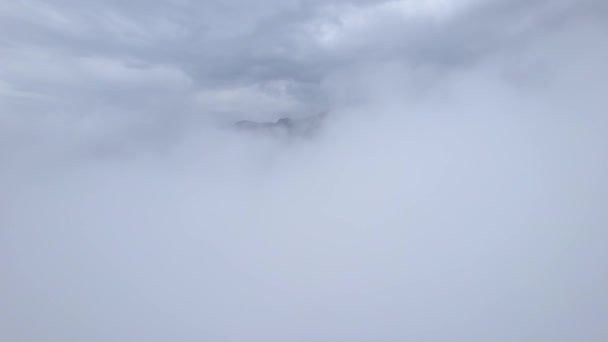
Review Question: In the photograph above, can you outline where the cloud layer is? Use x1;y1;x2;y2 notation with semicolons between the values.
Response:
2;0;608;341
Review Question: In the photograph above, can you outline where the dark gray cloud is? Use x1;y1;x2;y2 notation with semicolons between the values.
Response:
2;0;608;341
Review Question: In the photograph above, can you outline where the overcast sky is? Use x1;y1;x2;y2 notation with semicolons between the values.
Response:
2;0;608;341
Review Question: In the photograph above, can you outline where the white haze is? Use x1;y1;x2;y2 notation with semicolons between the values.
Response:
1;0;608;341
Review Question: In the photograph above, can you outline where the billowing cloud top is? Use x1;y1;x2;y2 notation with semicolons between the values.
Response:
2;0;608;341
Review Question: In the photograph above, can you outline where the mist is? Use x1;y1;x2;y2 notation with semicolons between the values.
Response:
2;0;608;341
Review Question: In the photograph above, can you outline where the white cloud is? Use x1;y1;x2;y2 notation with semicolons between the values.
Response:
2;1;608;341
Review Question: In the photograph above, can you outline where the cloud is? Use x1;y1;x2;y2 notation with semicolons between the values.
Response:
2;0;608;341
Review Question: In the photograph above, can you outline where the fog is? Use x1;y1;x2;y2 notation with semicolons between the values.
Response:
2;0;608;341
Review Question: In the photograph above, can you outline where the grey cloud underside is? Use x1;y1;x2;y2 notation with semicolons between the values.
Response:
1;0;597;100
2;0;608;341
0;0;589;143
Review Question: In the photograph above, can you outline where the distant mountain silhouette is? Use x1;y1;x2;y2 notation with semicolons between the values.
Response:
233;113;326;138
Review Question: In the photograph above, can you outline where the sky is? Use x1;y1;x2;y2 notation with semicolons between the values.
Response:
1;0;608;341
